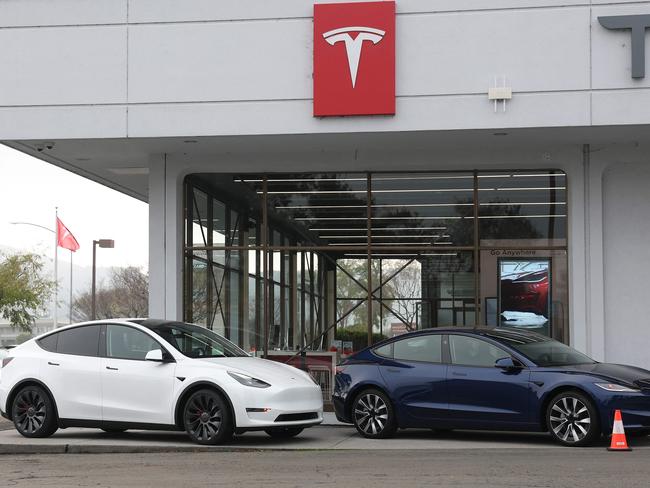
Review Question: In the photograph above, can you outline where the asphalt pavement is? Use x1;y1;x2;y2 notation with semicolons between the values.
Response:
2;448;649;488
1;416;648;487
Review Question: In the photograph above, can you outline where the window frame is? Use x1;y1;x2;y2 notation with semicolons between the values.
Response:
100;324;172;362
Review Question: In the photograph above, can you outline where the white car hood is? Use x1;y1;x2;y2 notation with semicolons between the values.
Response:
196;356;315;387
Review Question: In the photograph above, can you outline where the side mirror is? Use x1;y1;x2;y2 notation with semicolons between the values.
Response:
495;357;520;370
145;349;164;362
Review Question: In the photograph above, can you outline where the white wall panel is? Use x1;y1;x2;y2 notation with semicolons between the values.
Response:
127;92;590;137
129;0;589;23
0;106;126;139
0;0;126;27
593;89;650;126
603;162;650;368
398;7;590;95
128;21;312;103
0;26;127;106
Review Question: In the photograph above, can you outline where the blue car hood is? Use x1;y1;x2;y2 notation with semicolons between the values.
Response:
542;363;650;388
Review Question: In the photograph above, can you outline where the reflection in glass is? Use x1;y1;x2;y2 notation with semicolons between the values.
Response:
184;171;569;353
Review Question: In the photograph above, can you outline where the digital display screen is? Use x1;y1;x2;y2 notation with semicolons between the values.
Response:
498;259;551;335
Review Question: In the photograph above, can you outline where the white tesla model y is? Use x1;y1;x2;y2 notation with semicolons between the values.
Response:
0;319;323;445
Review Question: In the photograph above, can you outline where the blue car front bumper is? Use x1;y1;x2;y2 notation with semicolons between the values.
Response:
599;392;650;433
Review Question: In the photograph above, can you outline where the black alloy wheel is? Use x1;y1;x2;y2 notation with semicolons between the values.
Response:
546;390;600;447
264;427;304;439
352;388;397;439
183;389;233;445
12;385;58;438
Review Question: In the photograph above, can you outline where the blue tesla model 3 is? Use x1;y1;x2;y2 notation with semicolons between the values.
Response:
333;328;650;446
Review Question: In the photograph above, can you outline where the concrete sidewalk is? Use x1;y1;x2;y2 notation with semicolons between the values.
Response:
0;423;648;455
1;412;648;455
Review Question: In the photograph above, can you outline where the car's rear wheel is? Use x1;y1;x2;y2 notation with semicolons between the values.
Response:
264;427;304;438
352;389;397;439
546;391;600;447
183;389;233;445
11;385;58;438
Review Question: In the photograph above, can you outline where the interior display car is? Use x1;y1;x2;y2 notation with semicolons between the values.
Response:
499;260;550;328
0;319;323;445
333;328;650;446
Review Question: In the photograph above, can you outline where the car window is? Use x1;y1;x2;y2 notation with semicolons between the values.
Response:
374;343;393;358
393;334;442;363
148;323;248;358
106;325;161;361
449;335;508;367
56;325;101;357
37;333;58;353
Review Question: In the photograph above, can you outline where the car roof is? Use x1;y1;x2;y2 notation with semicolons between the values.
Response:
378;327;549;344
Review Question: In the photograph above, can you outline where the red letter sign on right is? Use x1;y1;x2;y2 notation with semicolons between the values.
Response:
313;1;396;117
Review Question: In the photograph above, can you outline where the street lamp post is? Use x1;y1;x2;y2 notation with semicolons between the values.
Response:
91;239;115;320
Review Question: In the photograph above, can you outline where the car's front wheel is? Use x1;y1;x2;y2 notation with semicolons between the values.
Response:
11;385;58;438
183;389;233;445
352;388;397;439
546;390;600;447
264;427;304;438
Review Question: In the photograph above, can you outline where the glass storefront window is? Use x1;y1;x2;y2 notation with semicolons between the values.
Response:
184;170;569;354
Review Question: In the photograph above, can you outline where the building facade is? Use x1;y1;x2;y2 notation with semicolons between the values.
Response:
1;1;650;367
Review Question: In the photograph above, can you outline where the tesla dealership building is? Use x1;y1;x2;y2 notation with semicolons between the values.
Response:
1;0;650;369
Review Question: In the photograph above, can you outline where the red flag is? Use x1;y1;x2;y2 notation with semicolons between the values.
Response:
56;218;80;252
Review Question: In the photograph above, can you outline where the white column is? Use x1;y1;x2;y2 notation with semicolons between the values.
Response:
148;154;166;319
583;149;607;362
148;153;184;321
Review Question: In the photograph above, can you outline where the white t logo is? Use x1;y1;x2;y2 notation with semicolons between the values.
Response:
322;26;385;88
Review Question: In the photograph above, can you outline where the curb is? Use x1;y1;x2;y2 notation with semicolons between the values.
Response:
0;444;316;455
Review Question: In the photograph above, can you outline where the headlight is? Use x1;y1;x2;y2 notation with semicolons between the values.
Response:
228;371;271;388
594;383;639;392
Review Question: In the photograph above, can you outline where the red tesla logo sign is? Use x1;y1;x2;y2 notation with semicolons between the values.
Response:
313;1;396;117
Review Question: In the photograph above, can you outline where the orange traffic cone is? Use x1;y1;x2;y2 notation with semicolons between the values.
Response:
608;409;632;451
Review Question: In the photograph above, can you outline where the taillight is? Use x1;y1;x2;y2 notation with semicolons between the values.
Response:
1;357;13;368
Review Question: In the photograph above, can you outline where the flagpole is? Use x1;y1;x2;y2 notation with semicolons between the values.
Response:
53;207;58;329
69;250;73;324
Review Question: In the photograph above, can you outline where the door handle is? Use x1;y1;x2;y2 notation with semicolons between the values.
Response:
105;366;119;371
47;362;60;366
386;368;401;373
451;372;467;377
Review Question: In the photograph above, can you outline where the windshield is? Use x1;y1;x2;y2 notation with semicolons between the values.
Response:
148;323;249;358
486;331;596;367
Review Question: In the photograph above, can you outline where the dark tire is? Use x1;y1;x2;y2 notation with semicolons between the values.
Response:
546;390;600;447
264;427;304;439
352;388;397;439
183;389;234;445
101;428;127;434
11;385;58;438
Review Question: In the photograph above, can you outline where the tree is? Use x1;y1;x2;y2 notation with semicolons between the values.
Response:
0;252;54;333
73;266;148;321
335;259;396;330
386;261;421;331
